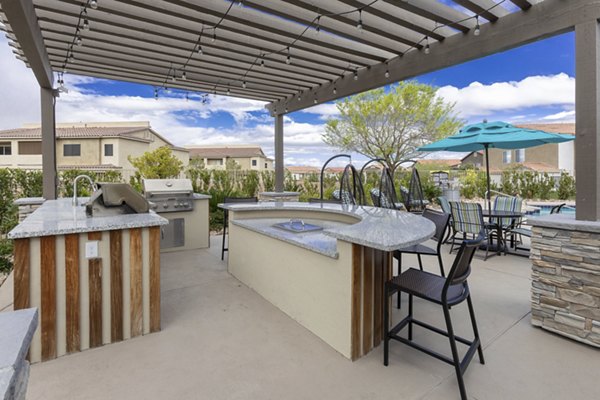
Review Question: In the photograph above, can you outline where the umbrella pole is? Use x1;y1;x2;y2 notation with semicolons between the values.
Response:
485;144;491;211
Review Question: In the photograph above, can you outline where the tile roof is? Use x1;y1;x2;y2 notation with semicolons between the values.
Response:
187;146;269;159
489;162;561;174
286;166;320;174
515;123;575;135
58;164;123;171
0;126;150;140
416;159;462;167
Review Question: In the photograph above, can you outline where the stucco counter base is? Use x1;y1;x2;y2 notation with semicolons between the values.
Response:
222;202;435;360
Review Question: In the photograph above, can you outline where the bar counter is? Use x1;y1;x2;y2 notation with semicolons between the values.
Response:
220;202;435;360
8;199;167;363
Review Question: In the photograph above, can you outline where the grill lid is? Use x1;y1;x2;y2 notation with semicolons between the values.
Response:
143;179;193;194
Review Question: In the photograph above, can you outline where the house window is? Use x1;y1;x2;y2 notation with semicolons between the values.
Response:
104;144;114;156
18;141;42;155
0;142;12;155
252;159;257;167
502;150;512;164
63;144;81;157
207;158;223;166
515;149;525;163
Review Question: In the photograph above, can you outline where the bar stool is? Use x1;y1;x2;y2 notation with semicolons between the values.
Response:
384;236;485;400
221;196;258;260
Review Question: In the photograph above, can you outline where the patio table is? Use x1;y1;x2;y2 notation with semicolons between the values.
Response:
482;210;524;256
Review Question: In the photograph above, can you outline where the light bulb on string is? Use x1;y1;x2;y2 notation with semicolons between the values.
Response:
76;32;82;46
83;18;90;31
286;47;291;65
181;71;187;80
353;70;358;80
69;52;75;63
385;70;390;79
333;86;337;95
227;87;231;95
212;31;216;43
424;36;430;55
315;16;320;35
154;88;158;100
474;16;481;36
356;9;363;32
197;44;203;55
242;81;247;89
90;0;98;10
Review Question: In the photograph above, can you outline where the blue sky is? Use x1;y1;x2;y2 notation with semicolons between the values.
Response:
0;24;575;166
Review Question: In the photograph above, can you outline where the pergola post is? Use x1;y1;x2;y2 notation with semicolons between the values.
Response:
274;114;284;192
40;87;57;200
575;20;600;221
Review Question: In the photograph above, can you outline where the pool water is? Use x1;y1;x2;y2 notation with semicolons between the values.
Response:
526;205;576;216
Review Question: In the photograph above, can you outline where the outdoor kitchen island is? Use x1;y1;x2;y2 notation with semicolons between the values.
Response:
221;202;435;360
8;198;168;363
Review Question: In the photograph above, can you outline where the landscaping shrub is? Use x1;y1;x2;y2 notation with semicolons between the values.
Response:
557;172;576;200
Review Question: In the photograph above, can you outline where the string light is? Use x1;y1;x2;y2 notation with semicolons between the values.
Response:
333;86;337;95
297;95;301;101
242;81;247;88
285;107;289;113
474;16;481;36
227;87;231;95
286;47;291;65
237;0;243;7
353;70;358;80
69;52;75;63
385;69;390;79
260;54;265;68
197;44;203;55
185;92;189;101
424;36;430;54
83;17;90;31
90;0;98;10
315;16;320;34
356;9;363;32
154;88;158;100
181;71;187;80
76;31;82;46
212;31;217;42
313;97;318;104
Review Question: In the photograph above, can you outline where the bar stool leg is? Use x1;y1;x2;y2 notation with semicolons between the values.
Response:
383;284;390;366
443;304;468;400
467;294;485;364
408;293;413;341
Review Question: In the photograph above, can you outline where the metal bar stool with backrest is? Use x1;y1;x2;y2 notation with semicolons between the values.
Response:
437;196;453;243
448;201;493;260
508;202;565;252
384;236;486;400
221;196;258;260
393;208;450;308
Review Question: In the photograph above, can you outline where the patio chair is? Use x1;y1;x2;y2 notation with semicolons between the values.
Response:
507;202;565;253
221;196;258;260
492;195;523;245
437;196;453;243
331;189;354;205
448;201;493;260
331;164;366;205
393;208;450;308
384;236;485;400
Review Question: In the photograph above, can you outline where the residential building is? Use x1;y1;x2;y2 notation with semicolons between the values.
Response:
186;145;274;171
287;166;320;181
485;123;575;176
0;121;189;178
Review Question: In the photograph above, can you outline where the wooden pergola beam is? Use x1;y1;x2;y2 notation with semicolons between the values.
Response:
270;0;599;115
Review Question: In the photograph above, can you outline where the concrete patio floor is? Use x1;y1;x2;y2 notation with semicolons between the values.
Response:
25;235;599;400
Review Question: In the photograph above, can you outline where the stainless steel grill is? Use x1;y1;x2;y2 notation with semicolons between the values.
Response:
143;179;194;213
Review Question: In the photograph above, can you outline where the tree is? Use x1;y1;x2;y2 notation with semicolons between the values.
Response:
324;81;463;171
128;146;184;179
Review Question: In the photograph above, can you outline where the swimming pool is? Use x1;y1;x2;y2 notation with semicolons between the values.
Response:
525;204;576;216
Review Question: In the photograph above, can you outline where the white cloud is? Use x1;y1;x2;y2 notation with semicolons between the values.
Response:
542;110;575;121
300;103;340;120
436;73;575;118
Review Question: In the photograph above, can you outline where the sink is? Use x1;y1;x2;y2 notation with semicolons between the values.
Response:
85;183;150;217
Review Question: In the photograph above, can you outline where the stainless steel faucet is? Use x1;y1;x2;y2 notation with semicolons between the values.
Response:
72;175;98;206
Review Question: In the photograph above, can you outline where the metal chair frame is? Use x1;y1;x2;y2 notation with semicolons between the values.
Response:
221;196;258;260
384;237;485;400
393;208;450;308
448;202;494;261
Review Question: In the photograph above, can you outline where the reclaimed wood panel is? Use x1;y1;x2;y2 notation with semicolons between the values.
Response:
110;230;123;342
362;247;374;355
351;244;362;360
149;227;161;333
88;231;103;348
13;239;30;310
65;234;80;353
40;235;56;361
130;228;143;338
373;249;384;345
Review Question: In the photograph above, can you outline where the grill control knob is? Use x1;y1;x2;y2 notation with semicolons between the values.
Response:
163;204;169;209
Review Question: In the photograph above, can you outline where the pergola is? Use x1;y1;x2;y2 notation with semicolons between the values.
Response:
0;0;598;220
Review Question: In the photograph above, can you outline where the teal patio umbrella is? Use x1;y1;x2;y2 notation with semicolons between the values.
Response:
418;121;575;210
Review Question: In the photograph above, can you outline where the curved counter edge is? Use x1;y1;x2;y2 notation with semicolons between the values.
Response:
220;202;435;252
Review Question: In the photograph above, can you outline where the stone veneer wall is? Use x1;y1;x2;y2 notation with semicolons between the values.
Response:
530;225;600;347
14;198;45;223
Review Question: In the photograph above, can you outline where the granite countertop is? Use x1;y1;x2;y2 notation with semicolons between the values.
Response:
220;202;435;252
232;218;347;258
8;198;168;239
193;193;211;200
